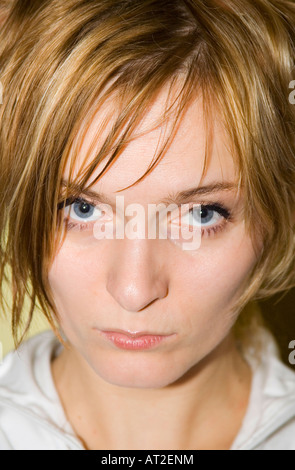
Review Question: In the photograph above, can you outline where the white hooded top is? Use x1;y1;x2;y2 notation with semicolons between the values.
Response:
0;328;295;450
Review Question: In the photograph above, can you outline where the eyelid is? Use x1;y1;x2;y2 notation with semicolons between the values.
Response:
169;201;232;220
58;196;104;211
64;197;114;221
57;197;77;211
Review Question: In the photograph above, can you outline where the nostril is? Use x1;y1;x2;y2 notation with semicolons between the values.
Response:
138;298;158;312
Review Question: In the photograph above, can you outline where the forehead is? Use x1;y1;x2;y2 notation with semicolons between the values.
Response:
64;86;239;202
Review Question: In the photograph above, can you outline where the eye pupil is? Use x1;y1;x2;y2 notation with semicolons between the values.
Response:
80;202;90;213
73;200;95;219
190;206;213;225
200;207;206;218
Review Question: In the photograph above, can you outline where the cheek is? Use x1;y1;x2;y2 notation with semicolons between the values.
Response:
48;241;105;319
175;224;258;329
153;225;258;368
206;228;257;302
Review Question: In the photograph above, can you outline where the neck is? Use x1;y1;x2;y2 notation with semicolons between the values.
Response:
52;332;251;450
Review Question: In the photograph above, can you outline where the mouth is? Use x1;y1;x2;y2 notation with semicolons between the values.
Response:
96;328;176;351
101;328;170;338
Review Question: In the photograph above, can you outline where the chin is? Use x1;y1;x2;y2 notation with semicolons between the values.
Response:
86;354;189;389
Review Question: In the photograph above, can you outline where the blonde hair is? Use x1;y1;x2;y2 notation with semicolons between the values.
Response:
0;0;295;346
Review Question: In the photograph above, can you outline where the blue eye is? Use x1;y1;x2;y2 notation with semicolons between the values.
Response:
73;200;95;219
63;198;103;223
182;204;230;228
189;205;221;226
171;203;233;239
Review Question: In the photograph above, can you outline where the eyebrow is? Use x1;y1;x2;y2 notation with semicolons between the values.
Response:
60;179;239;206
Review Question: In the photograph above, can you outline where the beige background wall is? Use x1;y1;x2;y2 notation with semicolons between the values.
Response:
0;282;50;358
0;312;50;358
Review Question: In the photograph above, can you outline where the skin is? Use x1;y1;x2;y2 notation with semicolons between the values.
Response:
49;88;259;450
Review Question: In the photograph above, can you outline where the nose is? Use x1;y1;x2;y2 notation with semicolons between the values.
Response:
106;238;169;312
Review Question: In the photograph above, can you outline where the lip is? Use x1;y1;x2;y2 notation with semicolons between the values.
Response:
101;328;168;339
97;329;176;351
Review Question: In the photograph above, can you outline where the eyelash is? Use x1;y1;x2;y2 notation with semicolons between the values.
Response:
58;197;233;239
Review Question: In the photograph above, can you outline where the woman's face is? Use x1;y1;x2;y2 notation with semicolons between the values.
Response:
48;91;259;389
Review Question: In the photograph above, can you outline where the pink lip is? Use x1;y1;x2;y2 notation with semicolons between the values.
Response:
99;329;175;350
